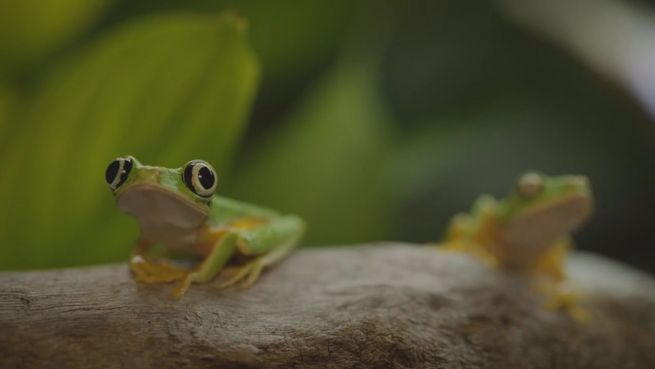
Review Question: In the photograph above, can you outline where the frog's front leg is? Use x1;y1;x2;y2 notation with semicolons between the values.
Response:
530;238;571;283
530;239;589;322
536;280;590;322
129;238;188;283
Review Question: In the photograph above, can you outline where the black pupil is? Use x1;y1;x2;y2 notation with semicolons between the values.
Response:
105;160;120;184
198;166;215;190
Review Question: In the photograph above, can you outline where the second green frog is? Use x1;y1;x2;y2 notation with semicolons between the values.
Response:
440;172;593;320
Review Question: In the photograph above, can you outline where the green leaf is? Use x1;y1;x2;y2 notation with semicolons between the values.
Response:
228;55;393;245
0;11;259;269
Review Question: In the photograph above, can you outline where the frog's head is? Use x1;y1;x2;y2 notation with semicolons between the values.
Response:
105;156;217;240
497;172;593;251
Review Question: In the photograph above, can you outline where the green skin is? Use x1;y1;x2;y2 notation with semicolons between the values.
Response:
443;173;593;278
108;156;305;298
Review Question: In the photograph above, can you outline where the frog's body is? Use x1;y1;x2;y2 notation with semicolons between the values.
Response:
441;173;593;319
106;156;305;298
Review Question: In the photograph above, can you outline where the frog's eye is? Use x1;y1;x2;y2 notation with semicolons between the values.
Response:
105;156;133;191
183;160;217;198
518;172;543;198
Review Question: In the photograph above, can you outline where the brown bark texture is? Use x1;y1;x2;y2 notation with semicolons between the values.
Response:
1;244;654;369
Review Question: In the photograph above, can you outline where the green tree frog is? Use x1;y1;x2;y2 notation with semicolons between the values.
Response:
440;172;593;319
105;156;305;298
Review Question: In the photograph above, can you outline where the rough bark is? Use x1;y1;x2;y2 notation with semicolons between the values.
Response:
1;244;654;369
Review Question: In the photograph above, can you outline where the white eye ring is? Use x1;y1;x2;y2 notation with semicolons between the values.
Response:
518;172;543;198
183;160;217;198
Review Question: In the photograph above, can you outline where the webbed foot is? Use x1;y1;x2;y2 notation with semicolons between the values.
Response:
541;282;590;323
171;271;196;300
130;255;188;284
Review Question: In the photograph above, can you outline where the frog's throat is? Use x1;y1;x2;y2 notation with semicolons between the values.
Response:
116;183;209;245
507;192;593;230
494;193;592;266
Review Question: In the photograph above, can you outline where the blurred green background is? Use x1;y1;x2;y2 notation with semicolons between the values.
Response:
0;0;654;273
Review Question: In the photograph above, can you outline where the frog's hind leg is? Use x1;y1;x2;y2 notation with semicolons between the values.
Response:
214;258;264;289
214;215;304;289
441;214;471;248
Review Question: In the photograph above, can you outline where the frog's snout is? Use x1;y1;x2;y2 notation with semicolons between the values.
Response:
563;175;593;218
562;175;591;194
135;166;162;182
566;175;588;187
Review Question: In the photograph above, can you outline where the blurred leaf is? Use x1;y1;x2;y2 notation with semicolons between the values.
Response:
228;54;393;245
106;0;353;84
228;0;351;82
0;86;9;134
0;0;108;80
0;11;259;269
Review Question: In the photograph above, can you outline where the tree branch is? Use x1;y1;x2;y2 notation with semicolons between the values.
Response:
1;244;654;369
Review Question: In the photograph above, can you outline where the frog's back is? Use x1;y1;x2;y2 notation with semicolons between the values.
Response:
209;195;280;225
